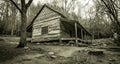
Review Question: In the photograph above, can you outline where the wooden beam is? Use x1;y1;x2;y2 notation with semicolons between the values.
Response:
84;32;86;40
81;29;83;39
75;22;78;44
59;39;62;43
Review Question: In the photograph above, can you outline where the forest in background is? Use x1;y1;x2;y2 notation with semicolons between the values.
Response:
0;0;119;39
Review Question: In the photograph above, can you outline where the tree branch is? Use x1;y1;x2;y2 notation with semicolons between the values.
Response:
25;0;33;9
101;0;120;27
9;0;22;13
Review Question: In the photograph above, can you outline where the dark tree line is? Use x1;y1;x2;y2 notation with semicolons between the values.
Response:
0;0;18;35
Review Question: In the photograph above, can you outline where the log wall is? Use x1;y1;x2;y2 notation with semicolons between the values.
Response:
32;7;61;42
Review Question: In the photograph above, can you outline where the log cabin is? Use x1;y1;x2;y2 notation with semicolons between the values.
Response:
27;4;91;44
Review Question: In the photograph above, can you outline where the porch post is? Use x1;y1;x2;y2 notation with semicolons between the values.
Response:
85;32;86;40
81;29;83;39
75;22;78;44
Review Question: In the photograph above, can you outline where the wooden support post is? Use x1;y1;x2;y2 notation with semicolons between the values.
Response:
85;32;86;40
75;22;78;44
98;32;99;39
59;28;62;43
81;29;83;40
59;38;62;43
59;33;62;43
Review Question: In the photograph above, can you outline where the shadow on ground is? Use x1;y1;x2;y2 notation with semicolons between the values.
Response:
0;41;29;62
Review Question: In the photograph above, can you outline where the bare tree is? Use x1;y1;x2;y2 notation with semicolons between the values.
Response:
9;0;18;36
9;0;33;48
98;0;120;45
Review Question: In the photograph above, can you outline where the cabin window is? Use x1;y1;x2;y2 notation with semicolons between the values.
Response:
41;26;48;34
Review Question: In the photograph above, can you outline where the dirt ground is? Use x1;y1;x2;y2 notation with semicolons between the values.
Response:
0;37;120;64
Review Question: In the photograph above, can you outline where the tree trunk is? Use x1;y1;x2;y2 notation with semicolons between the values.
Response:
17;12;27;48
11;3;17;36
17;0;27;47
11;23;14;36
4;2;9;35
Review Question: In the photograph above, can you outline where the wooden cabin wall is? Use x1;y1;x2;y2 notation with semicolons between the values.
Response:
32;7;61;42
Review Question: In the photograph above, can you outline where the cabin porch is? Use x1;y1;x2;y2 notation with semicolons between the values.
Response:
31;37;91;45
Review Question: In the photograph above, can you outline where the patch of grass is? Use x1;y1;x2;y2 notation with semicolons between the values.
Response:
0;37;20;42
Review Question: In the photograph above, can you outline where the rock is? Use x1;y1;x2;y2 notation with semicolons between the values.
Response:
50;55;57;59
24;47;29;49
109;59;116;62
88;50;104;56
36;43;40;44
103;44;107;47
48;52;55;55
92;44;97;46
